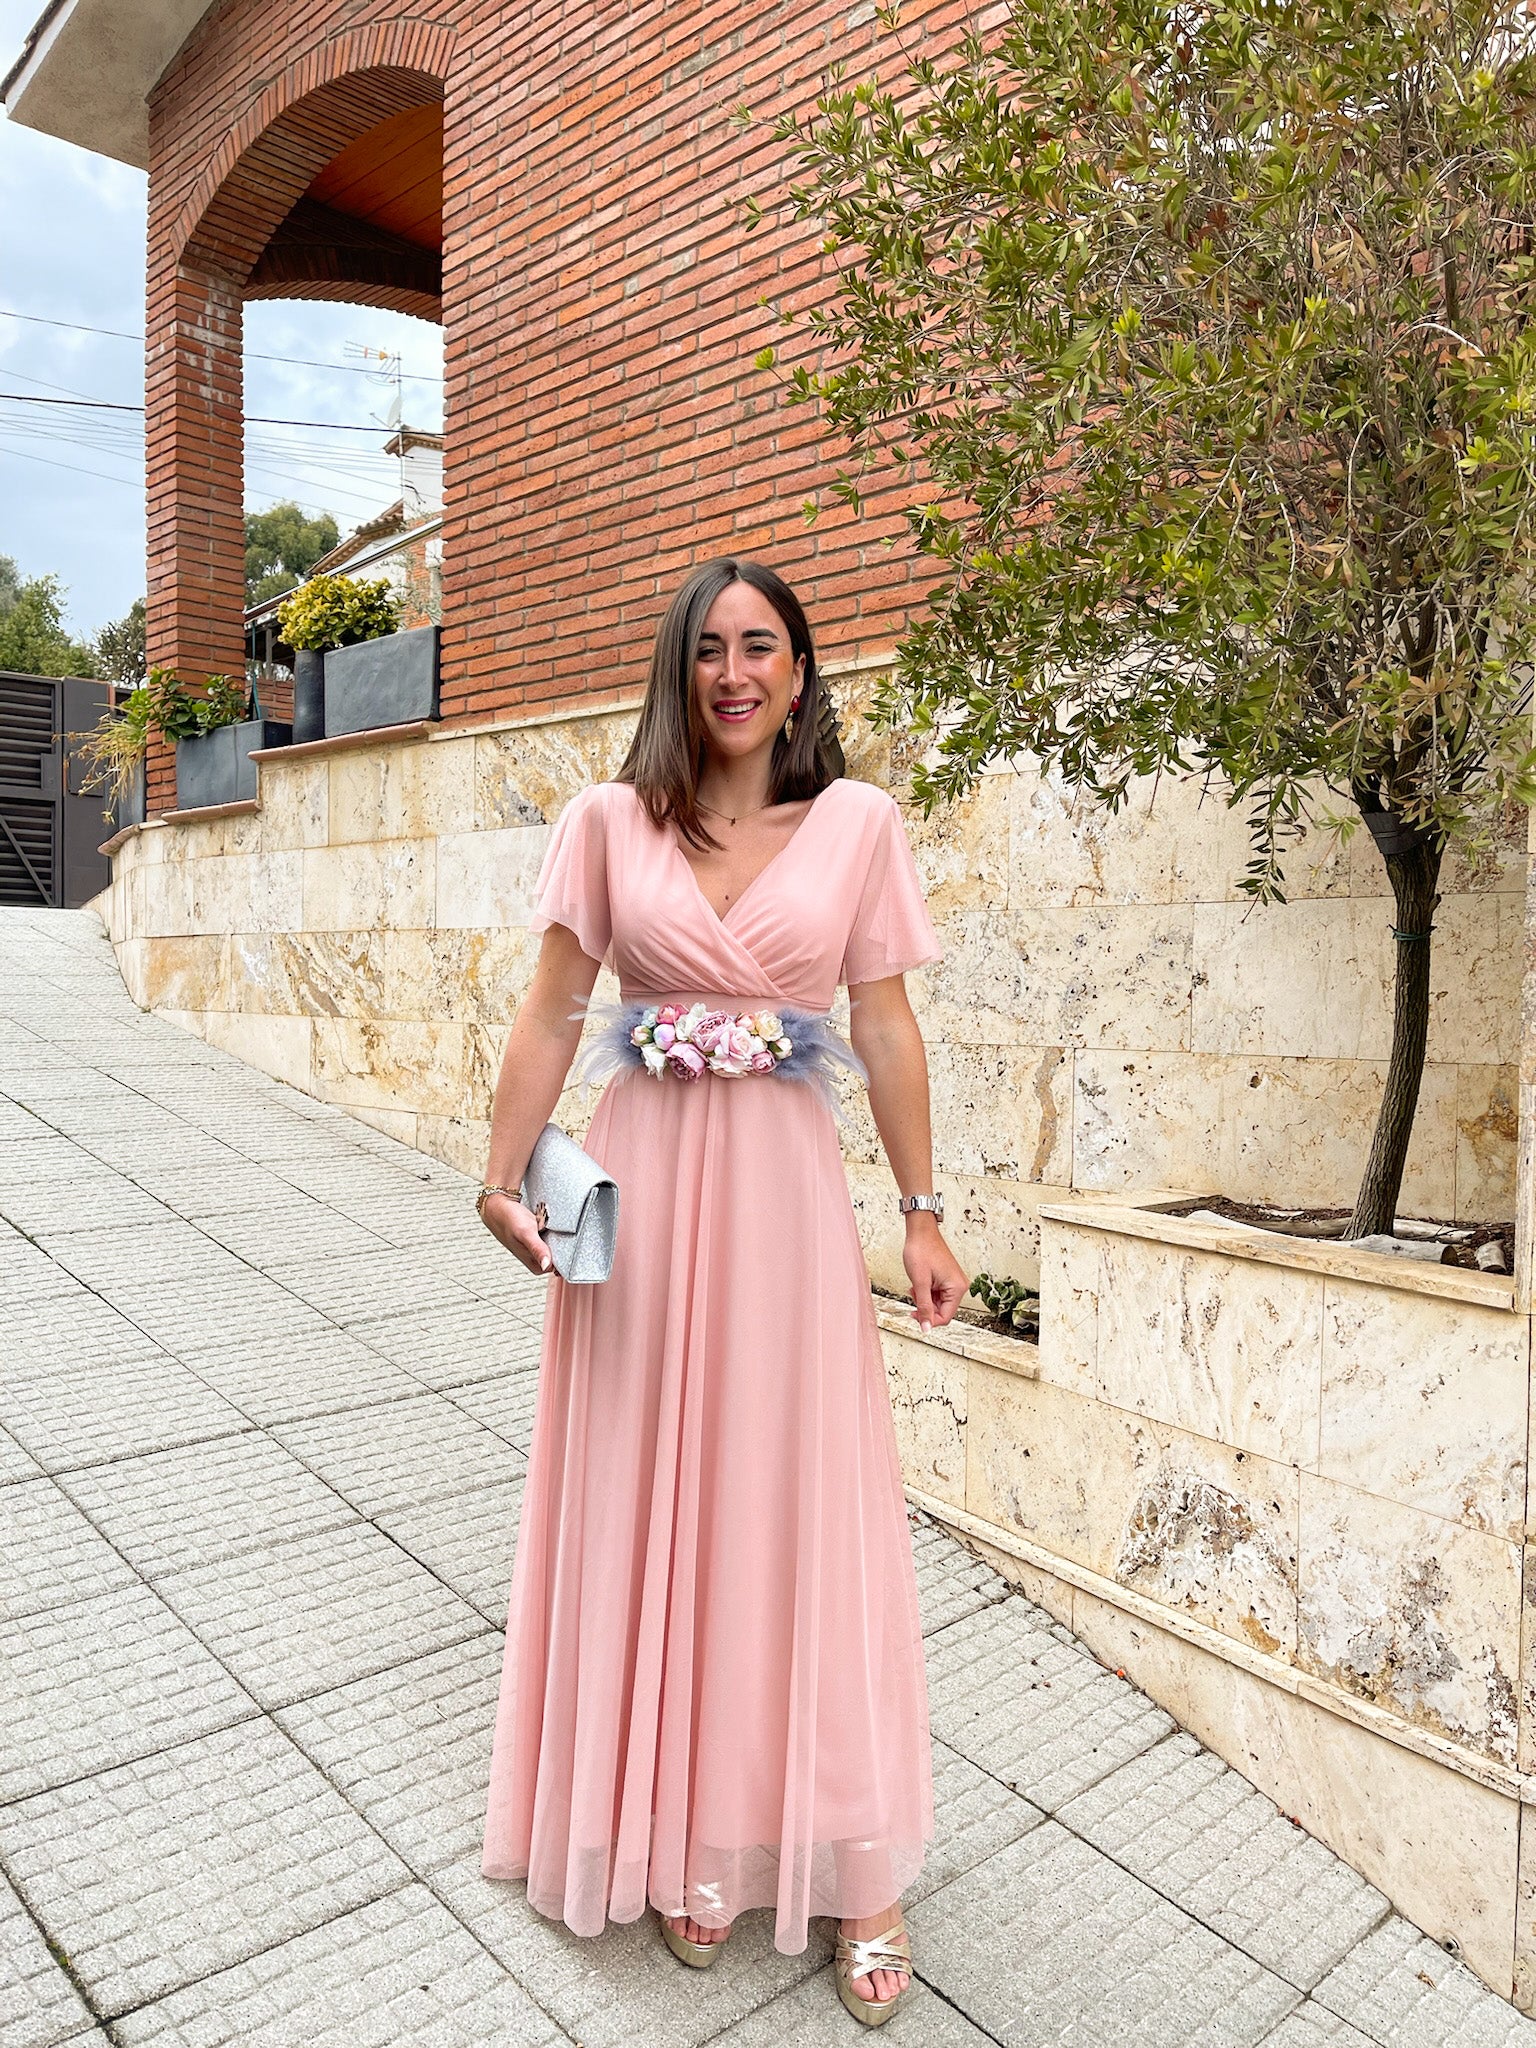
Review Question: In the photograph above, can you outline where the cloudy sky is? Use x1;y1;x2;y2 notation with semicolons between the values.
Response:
0;0;443;644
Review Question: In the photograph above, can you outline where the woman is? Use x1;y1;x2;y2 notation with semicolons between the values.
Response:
477;557;969;2027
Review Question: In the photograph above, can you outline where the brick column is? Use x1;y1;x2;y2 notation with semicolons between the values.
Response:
144;263;247;815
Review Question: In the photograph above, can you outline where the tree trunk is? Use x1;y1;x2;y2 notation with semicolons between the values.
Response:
1348;827;1444;1238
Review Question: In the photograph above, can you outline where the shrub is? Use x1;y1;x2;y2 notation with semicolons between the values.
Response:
277;573;401;652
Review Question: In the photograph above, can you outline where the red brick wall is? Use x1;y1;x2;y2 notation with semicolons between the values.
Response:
144;0;973;810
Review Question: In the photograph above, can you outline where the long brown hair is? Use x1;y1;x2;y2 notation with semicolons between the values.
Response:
614;557;835;852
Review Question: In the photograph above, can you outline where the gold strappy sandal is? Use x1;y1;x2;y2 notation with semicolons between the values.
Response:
833;1919;914;2026
657;1890;734;1968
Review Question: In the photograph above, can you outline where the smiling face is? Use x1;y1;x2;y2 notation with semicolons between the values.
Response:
692;580;806;768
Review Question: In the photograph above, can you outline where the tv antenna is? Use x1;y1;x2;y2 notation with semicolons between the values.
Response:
345;341;405;497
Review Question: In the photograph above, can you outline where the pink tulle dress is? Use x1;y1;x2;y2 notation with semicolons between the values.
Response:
479;773;945;1955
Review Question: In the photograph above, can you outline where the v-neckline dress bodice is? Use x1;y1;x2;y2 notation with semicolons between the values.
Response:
480;771;946;1955
604;775;868;1012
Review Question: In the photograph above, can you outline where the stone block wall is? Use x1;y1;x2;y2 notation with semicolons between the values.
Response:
880;1203;1528;2005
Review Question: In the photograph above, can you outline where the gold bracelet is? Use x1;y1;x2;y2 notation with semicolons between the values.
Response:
476;1183;521;1223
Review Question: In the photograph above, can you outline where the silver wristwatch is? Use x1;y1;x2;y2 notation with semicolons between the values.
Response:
898;1192;944;1222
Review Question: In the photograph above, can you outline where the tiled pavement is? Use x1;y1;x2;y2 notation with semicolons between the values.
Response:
1;906;1531;2048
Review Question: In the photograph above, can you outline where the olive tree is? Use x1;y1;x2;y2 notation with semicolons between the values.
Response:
754;0;1536;1235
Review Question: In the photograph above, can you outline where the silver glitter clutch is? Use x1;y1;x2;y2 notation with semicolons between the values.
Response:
519;1121;619;1283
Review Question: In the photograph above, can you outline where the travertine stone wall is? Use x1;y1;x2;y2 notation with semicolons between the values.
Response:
885;1203;1530;2005
97;681;1522;1293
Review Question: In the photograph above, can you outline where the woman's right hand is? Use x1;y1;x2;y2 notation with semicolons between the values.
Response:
480;1192;554;1275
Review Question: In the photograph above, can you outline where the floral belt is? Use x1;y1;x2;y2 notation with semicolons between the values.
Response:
571;999;868;1120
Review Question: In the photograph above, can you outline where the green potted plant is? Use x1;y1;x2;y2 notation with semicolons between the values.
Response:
165;668;291;810
275;572;433;742
74;680;152;831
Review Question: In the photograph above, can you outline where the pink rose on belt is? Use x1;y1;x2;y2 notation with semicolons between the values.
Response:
712;1021;757;1074
664;1040;708;1080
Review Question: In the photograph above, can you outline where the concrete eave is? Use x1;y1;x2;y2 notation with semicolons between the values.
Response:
1;0;214;169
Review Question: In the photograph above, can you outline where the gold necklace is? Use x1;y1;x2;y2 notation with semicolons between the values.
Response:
696;797;773;826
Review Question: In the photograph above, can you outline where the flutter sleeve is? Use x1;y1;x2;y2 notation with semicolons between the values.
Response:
528;783;612;968
839;790;945;987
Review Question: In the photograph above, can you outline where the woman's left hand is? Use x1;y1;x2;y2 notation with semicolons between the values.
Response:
903;1225;969;1333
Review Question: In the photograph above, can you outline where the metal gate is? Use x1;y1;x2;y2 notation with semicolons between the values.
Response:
0;671;113;908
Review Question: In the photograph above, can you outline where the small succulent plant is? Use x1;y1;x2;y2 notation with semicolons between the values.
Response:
968;1271;1041;1337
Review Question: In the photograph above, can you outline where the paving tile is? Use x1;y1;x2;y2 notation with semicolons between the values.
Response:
2;1292;167;1378
445;1373;541;1456
314;1173;474;1224
7;1173;164;1245
0;1096;51;1139
910;1514;1012;1636
0;1428;42;1487
272;1394;523;1517
925;1595;1176;1809
0;1480;137;1623
1312;1917;1536;2045
30;1221;253;1294
277;1635;506;1873
55;1435;359;1581
1058;1730;1389;1991
178;1327;424;1425
0;1355;251;1473
909;1738;1045;1904
218;1120;386;1166
153;1520;487;1709
0;1720;409;2019
69;1130;249;1180
431;1855;836;2048
0;1238;78;1308
0;1100;137;1142
0;1865;96;2048
702;1964;992;2045
252;1154;444;1209
375;1474;526;1623
1257;2008;1377;2046
110;1885;570;2046
128;1161;305;1217
189;1199;393;1268
426;1235;557;1313
910;1820;1300;2046
269;1249;485;1328
1;1581;258;1801
104;1273;343;1355
353;1298;544;1388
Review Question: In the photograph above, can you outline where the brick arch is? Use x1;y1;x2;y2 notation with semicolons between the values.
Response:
172;20;455;282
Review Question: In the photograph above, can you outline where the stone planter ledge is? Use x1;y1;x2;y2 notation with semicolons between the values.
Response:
248;717;438;762
1041;1196;1518;1310
872;1295;1040;1380
97;798;259;857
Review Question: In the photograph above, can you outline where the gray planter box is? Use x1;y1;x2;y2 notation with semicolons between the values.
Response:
323;625;440;739
114;755;146;832
291;649;325;745
175;718;292;811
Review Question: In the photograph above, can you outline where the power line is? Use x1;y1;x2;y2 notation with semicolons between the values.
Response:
0;427;405;517
0;442;143;490
0;304;443;382
0;391;435;434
